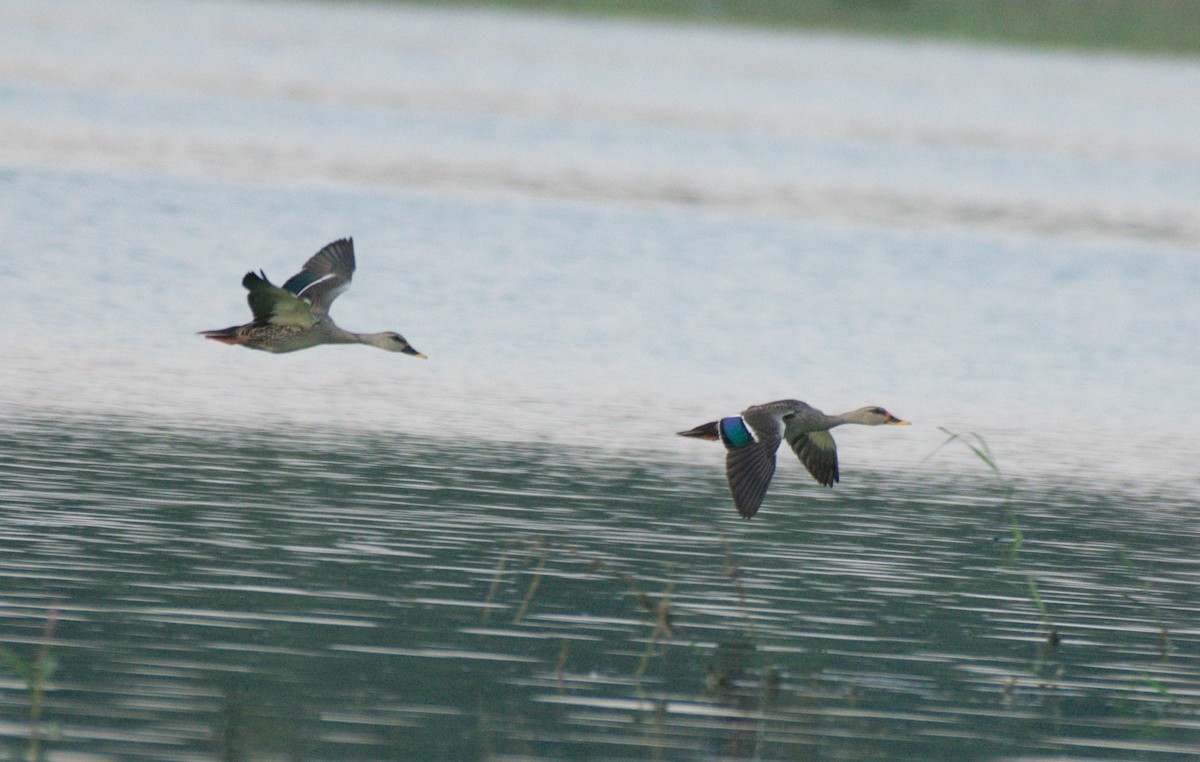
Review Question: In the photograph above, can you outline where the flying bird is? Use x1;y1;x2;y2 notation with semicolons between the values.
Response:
678;399;908;518
200;238;424;357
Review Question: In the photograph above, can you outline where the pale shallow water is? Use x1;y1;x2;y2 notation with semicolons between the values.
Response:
1;0;1199;759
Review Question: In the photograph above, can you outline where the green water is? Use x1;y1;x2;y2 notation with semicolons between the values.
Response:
2;414;1196;760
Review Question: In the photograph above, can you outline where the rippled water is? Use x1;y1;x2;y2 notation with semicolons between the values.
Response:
2;415;1198;760
2;0;1199;759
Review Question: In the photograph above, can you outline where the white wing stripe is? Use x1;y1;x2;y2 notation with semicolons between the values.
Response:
296;272;338;297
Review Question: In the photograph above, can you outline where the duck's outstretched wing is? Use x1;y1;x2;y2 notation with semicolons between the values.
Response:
243;271;316;327
785;428;840;487
282;238;356;316
723;406;789;519
724;440;781;519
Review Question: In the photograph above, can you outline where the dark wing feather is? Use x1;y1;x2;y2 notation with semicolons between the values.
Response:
786;430;840;487
282;238;356;315
242;271;317;327
724;441;780;519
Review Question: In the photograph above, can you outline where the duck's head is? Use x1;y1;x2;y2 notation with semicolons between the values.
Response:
854;406;909;426
367;332;426;357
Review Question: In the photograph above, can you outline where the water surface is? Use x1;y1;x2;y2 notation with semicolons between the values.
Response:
2;415;1198;759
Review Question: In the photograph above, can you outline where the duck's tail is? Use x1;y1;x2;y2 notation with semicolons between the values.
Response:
198;327;249;344
676;421;719;441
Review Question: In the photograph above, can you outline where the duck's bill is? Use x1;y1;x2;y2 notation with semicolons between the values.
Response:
885;414;910;425
403;346;427;358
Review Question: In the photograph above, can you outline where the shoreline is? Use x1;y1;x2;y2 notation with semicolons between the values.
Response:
397;0;1200;58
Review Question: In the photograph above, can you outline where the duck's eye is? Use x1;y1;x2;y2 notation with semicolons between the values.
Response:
871;407;886;415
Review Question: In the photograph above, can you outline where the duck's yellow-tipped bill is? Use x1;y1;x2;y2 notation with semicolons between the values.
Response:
886;415;910;425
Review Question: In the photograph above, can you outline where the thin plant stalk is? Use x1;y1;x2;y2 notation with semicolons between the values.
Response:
927;429;1057;654
926;427;1020;554
632;575;676;690
512;544;548;625
0;606;59;762
481;547;513;625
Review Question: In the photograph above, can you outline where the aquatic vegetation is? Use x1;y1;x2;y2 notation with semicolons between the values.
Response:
926;429;1059;654
630;575;676;684
1116;550;1173;658
0;607;59;762
510;541;550;625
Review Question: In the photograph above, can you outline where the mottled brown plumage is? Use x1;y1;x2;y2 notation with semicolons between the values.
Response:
201;238;424;357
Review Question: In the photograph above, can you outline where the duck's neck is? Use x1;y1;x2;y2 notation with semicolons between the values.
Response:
825;408;874;428
348;331;396;349
318;322;357;345
321;323;384;347
336;331;386;348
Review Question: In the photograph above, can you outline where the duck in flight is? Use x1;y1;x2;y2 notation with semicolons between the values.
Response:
200;238;425;357
678;399;908;519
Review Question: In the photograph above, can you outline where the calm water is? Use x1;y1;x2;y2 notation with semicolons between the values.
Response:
2;0;1199;759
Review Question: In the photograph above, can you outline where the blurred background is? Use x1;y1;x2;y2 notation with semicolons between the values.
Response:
1;1;1198;759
